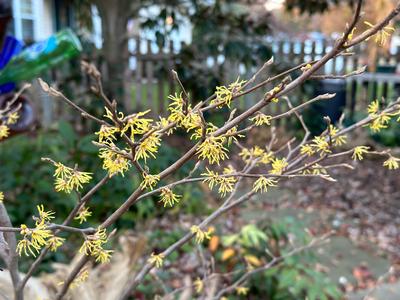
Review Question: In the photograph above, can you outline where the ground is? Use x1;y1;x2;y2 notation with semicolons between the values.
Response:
275;156;400;299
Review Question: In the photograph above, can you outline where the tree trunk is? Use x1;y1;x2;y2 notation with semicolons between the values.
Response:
94;0;132;101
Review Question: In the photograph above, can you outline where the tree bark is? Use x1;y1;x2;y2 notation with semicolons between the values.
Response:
94;0;132;101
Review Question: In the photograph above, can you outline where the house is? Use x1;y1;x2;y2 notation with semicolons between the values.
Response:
9;0;78;43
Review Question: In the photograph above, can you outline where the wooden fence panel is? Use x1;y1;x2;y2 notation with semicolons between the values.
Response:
29;37;400;128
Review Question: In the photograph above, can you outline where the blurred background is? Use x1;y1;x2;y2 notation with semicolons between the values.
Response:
1;0;400;299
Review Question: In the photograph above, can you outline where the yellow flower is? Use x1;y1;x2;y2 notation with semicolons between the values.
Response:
223;165;236;174
334;134;347;146
250;113;272;126
201;168;220;189
217;176;236;196
181;111;202;132
47;236;65;252
93;248;113;264
159;188;181;207
301;63;312;72
383;156;400;170
0;124;10;140
211;78;246;108
0;191;4;202
17;223;53;257
17;239;39;257
201;168;236;196
352;146;370;161
79;228;112;264
74;206;92;224
140;173;160;190
300;144;315;156
329;125;347;146
99;148;131;177
134;133;161;162
55;178;71;193
103;107;118;121
364;21;395;46
191;122;218;140
194;277;203;294
191;225;213;244
70;269;90;289
36;205;55;224
167;92;187;124
148;252;165;268
95;125;119;144
225;126;243;146
156;117;174;135
52;162;92;193
53;162;72;179
6;112;19;125
312;136;331;156
197;136;229;165
64;170;92;192
239;146;270;164
252;177;277;193
368;100;379;115
31;223;53;249
121;110;153;140
168;92;184;112
236;286;249;295
269;158;288;175
369;114;391;132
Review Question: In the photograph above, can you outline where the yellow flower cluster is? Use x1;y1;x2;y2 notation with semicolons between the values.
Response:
71;269;90;289
17;205;65;255
47;236;65;252
366;100;395;133
0;124;9;140
52;162;92;193
17;223;53;257
99;148;131;177
352;146;370;161
201;168;237;196
59;268;90;289
167;92;202;134
134;133;161;162
0;191;4;202
190;225;213;244
269;158;288;175
0;109;19;140
159;188;181;207
239;146;274;165
79;228;113;264
211;78;246;108
364;21;395;46
197;136;229;165
252;177;278;193
96;107;163;175
140;173;160;190
194;277;203;293
236;286;249;295
148;252;165;268
301;163;329;176
121;110;153;141
329;125;347;146
383;156;400;170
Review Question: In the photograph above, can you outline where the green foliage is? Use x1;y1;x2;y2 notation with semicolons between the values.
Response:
219;217;342;300
0;122;206;271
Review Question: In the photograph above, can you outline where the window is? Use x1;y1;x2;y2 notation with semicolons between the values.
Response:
12;0;43;43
